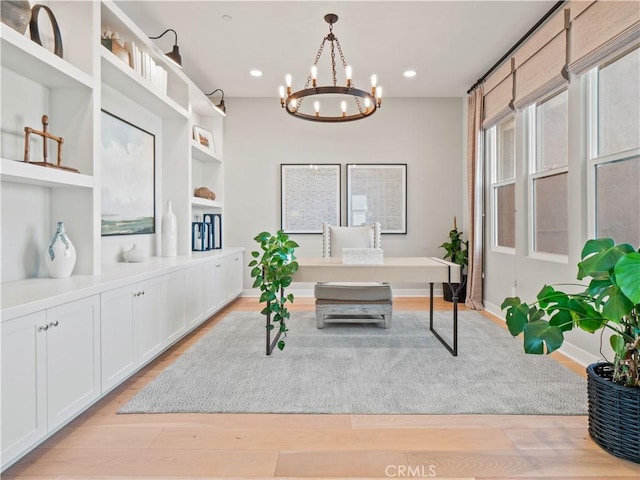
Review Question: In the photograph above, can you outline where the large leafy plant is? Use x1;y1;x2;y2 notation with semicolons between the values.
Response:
502;238;640;387
249;230;299;351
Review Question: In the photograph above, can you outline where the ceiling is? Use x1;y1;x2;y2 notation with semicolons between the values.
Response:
115;1;558;98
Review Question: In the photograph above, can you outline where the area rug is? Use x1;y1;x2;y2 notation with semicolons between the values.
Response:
119;310;587;415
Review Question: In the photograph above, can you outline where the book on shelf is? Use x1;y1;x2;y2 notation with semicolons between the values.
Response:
124;40;168;95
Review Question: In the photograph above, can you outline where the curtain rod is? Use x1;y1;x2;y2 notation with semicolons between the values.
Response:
467;1;565;94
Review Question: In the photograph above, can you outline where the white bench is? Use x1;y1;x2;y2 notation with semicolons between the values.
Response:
314;282;393;329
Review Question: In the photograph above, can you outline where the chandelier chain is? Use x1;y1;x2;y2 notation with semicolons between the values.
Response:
298;38;328;111
330;41;337;86
335;37;364;114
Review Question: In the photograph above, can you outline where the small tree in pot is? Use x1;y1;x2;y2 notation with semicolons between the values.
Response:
439;217;468;302
502;238;640;462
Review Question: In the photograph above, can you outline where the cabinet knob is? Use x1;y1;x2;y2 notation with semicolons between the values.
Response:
216;264;222;268
49;320;59;327
38;324;49;331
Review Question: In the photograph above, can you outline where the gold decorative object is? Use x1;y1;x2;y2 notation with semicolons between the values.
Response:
24;115;78;172
194;187;216;200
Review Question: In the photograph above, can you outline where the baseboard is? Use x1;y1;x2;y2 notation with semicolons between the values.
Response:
484;300;599;368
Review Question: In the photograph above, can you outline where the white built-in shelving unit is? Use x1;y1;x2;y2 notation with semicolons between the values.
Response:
1;0;237;471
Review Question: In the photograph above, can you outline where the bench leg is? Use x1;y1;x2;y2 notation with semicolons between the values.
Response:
383;310;392;329
316;310;325;329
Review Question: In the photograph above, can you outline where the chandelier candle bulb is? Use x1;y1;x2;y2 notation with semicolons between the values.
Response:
279;86;285;106
314;101;320;116
341;100;347;116
285;74;292;95
376;86;382;107
346;65;352;87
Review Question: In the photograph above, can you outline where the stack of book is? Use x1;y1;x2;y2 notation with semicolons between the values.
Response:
125;41;168;95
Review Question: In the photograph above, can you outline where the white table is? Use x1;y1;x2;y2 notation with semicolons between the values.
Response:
292;257;463;356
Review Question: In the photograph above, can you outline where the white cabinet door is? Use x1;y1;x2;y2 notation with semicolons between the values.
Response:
226;252;243;300
46;296;101;431
100;285;137;392
202;260;218;315
136;275;165;364
1;311;47;470
219;252;243;303
185;263;206;328
210;260;225;312
164;271;186;344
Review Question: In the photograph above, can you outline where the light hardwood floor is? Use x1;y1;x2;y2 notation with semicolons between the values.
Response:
4;297;639;479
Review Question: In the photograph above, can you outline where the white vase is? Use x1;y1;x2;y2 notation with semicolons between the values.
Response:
161;201;177;257
45;221;77;278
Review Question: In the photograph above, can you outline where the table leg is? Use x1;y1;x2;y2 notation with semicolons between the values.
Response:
428;277;459;357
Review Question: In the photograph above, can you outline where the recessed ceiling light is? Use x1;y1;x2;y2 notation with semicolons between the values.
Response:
404;70;417;78
250;70;263;77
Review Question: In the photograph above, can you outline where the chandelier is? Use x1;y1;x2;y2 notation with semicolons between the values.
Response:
279;14;382;123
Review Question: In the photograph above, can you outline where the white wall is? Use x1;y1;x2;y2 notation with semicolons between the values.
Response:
223;97;465;294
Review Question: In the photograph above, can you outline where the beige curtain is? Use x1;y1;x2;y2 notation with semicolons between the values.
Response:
466;85;484;310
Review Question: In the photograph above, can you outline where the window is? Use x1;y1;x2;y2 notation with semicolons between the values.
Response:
489;116;516;250
589;48;640;247
527;89;569;257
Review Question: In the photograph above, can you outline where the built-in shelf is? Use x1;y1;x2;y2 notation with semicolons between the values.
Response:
191;141;222;163
191;197;222;209
101;51;188;119
0;24;94;89
0;158;94;189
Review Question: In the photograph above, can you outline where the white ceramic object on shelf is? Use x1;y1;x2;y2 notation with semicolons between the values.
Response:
122;244;147;263
45;221;77;278
161;200;177;257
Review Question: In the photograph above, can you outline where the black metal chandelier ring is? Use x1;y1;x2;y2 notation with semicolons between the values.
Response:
285;86;377;122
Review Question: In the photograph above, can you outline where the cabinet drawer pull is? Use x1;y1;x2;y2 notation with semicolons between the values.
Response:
140;291;145;296
38;324;49;331
49;320;59;327
216;264;222;268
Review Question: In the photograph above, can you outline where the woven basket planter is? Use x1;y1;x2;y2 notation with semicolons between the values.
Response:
587;363;640;464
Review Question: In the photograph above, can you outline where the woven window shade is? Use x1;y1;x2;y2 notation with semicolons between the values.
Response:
483;60;514;128
513;11;569;109
569;0;640;75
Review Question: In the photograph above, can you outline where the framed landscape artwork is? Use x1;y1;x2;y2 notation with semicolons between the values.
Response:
101;110;156;236
281;164;341;234
346;163;407;233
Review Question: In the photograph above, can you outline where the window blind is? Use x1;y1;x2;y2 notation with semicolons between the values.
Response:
512;11;568;109
569;0;640;75
483;60;514;128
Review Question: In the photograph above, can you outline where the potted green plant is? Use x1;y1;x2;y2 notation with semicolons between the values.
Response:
439;217;468;302
249;230;299;355
501;238;640;463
